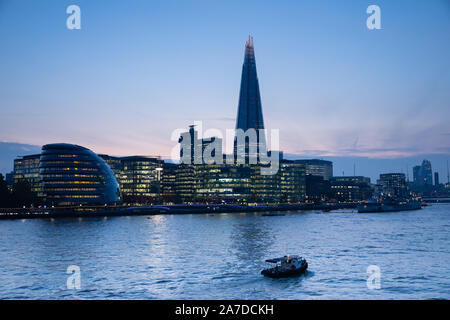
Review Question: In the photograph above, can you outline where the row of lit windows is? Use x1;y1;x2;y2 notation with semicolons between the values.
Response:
41;167;98;172
43;180;101;185
42;160;94;165
41;174;99;178
48;195;100;199
46;188;98;192
57;154;79;158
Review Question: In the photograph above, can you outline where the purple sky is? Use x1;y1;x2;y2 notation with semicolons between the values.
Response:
0;0;449;165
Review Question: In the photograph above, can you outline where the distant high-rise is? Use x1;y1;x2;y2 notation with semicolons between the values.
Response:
434;172;439;186
413;159;433;186
236;36;264;132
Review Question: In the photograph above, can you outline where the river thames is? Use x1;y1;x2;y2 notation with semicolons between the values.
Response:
0;204;449;299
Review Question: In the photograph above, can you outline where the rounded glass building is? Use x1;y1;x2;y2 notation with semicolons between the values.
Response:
40;143;121;206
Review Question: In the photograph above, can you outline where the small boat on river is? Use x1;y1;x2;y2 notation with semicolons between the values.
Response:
261;255;308;278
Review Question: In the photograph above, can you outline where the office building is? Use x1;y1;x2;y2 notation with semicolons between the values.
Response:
413;160;433;186
13;154;43;197
305;175;330;204
161;162;177;203
330;176;373;203
280;160;306;203
119;156;163;203
378;173;407;197
293;159;333;180
434;172;440;186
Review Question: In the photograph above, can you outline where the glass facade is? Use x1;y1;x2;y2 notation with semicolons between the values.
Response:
279;161;306;204
40;144;120;206
294;159;333;180
330;176;373;203
161;162;177;203
195;164;251;203
13;154;44;198
378;173;407;197
413;160;433;186
119;156;163;203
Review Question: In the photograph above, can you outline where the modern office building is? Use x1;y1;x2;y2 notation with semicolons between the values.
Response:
161;162;177;203
293;159;333;180
40;143;120;206
413;160;433;186
250;164;281;203
378;173;407;197
98;154;123;181
13;154;43;197
330;176;373;203
279;160;306;203
195;164;251;203
172;160;306;205
119;156;163;203
305;175;331;204
174;164;196;203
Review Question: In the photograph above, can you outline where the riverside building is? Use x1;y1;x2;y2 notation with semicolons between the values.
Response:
13;154;44;198
40;143;120;206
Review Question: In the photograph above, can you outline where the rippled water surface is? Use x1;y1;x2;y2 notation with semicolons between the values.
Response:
0;204;449;299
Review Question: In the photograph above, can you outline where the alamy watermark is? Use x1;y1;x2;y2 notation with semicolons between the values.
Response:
366;5;381;30
66;5;81;30
66;265;81;289
171;121;280;175
366;265;381;290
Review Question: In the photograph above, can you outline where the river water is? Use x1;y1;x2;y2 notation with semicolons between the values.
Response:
0;204;449;299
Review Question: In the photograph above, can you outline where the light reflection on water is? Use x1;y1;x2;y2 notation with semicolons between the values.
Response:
0;205;449;299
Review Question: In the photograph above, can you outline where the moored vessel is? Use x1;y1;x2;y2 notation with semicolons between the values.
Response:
357;198;422;213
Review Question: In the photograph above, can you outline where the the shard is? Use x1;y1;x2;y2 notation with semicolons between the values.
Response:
236;36;265;131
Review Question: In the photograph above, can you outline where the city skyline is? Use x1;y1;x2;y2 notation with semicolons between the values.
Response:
1;0;449;182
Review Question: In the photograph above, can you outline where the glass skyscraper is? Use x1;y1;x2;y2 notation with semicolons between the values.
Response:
236;36;265;132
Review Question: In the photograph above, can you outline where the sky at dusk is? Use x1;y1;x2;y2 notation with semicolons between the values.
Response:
0;0;449;179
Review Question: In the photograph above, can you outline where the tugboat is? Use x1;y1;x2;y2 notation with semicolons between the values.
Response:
261;255;308;278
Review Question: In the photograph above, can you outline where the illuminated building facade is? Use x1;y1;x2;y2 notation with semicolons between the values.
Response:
195;164;251;203
174;164;196;203
13;154;44;197
293;159;333;180
330;176;373;203
161;162;177;203
98;154;122;181
378;173;407;197
119;156;163;203
279;161;306;203
40;144;120;206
